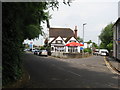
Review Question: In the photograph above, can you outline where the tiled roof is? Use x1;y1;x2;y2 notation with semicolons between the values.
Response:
49;36;58;44
114;18;120;25
65;36;80;43
49;36;65;44
49;28;74;38
65;37;72;43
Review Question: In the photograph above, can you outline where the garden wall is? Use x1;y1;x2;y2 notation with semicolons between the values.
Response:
51;52;91;59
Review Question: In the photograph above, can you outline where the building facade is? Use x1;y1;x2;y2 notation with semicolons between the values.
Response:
113;18;120;60
113;1;120;60
48;26;83;53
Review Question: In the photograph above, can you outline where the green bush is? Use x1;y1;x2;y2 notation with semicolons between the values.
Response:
84;48;92;54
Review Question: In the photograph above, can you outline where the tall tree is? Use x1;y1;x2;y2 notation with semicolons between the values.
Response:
77;36;83;42
2;1;71;86
99;23;113;51
2;2;59;86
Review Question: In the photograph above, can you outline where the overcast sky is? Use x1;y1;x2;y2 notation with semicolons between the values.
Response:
24;0;119;46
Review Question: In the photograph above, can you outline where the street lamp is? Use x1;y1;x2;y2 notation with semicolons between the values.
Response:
83;23;87;56
83;23;87;44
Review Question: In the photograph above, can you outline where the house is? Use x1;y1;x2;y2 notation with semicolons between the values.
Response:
48;26;83;53
113;18;120;61
113;1;120;61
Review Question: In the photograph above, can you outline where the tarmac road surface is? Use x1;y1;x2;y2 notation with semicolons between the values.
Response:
22;52;119;88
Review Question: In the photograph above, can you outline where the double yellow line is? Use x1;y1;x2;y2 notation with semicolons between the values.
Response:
104;56;120;75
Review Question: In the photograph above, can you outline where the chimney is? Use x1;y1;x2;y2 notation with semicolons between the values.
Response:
74;26;77;38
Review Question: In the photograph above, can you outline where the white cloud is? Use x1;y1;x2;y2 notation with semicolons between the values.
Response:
48;1;118;44
24;1;119;45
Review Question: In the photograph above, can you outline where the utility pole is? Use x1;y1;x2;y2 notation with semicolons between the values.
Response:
83;23;87;56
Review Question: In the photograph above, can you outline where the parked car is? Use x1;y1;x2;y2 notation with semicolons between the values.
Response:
98;49;109;56
34;49;40;55
93;49;99;55
30;48;37;52
24;48;29;51
39;50;48;56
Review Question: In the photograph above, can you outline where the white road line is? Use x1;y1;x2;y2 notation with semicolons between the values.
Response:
56;66;81;77
66;70;81;77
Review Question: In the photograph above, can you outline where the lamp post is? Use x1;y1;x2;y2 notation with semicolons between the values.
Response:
83;23;87;44
83;23;87;56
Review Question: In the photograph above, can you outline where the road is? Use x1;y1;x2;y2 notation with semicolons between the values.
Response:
22;52;119;88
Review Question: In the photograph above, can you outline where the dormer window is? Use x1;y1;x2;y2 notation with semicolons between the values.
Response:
70;40;76;42
56;40;62;44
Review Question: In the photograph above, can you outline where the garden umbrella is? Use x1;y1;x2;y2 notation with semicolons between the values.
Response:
66;42;84;46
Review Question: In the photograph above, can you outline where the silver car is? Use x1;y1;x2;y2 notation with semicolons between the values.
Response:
39;50;48;56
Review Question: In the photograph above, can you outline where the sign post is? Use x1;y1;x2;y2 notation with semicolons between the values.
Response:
29;42;33;49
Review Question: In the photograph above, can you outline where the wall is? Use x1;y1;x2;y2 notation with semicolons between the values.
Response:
113;19;120;60
117;20;120;60
113;25;117;58
51;52;91;59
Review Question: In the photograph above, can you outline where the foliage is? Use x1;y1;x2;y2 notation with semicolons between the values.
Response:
99;23;113;51
92;42;98;49
87;40;92;44
77;36;83;42
84;48;92;54
107;42;113;51
2;2;59;86
40;46;46;50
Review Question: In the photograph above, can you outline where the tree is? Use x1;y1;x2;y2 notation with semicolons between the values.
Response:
92;42;98;49
99;23;113;51
77;36;83;42
2;2;60;86
2;1;71;86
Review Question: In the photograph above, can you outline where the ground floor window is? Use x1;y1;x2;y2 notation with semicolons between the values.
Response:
68;46;77;53
51;47;54;51
55;46;65;52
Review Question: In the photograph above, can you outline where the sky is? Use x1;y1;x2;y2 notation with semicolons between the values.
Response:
24;0;120;46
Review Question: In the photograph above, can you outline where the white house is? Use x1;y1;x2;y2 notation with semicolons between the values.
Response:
48;26;83;53
65;36;81;53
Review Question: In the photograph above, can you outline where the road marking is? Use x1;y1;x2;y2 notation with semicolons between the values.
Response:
66;70;81;77
50;63;81;77
56;66;81;77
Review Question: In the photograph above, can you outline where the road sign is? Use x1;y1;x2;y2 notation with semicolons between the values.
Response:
80;47;84;50
29;42;33;49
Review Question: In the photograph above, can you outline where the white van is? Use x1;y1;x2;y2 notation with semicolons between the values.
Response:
98;49;109;56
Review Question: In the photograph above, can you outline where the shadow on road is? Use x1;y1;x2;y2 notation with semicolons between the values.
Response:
22;53;119;88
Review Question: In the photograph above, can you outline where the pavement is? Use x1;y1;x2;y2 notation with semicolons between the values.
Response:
105;56;120;75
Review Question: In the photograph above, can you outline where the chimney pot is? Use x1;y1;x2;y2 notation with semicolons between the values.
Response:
75;26;77;30
74;26;77;38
